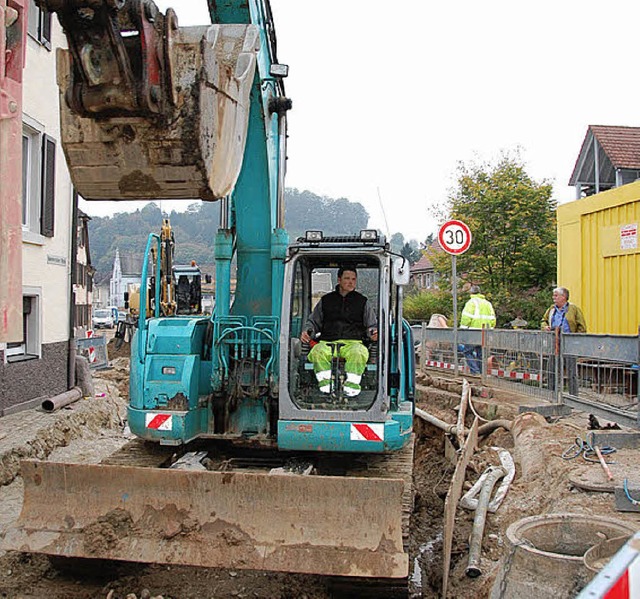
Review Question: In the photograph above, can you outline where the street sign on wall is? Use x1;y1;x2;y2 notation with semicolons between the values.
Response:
438;220;472;255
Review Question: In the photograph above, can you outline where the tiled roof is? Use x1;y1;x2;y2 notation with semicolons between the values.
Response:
411;238;443;273
410;254;433;273
589;125;640;169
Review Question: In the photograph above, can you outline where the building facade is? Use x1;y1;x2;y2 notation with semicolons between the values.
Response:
0;6;75;415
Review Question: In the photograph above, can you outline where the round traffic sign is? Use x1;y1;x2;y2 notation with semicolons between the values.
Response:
438;220;472;255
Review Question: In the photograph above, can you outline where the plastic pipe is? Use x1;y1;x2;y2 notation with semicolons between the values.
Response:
415;407;511;438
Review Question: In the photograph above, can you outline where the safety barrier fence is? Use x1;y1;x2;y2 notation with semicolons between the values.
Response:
75;335;109;370
414;325;640;429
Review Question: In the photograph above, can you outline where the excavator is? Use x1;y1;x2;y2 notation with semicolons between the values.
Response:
2;0;417;593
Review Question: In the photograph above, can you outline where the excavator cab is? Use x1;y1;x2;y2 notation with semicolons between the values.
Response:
278;231;415;452
287;260;380;410
173;265;202;315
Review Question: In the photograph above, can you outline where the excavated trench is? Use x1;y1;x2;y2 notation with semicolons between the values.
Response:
0;366;636;598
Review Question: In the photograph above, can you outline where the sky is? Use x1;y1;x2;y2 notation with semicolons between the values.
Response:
79;0;640;242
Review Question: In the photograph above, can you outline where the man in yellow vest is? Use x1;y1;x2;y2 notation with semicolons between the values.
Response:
460;285;496;374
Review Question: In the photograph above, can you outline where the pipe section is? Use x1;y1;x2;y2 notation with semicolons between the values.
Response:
415;407;512;438
41;387;82;413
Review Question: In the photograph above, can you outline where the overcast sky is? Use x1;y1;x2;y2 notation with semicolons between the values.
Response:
79;0;640;242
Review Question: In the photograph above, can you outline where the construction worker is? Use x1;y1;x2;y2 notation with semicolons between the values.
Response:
460;285;496;374
301;266;378;396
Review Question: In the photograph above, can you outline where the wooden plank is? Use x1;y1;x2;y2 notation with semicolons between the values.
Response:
456;379;470;447
442;417;478;598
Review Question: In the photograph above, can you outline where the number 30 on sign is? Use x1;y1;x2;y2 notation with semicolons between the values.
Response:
438;220;472;255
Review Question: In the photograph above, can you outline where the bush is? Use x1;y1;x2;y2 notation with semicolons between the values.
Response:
404;287;552;329
403;290;452;323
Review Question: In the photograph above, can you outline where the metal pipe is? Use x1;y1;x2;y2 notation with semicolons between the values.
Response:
477;419;512;436
67;189;79;390
466;466;505;578
41;387;83;413
276;112;287;228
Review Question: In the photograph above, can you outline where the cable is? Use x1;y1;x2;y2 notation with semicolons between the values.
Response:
623;479;640;506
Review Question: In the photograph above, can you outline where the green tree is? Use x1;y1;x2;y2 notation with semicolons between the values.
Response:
431;153;557;327
403;289;452;323
390;232;404;253
400;241;420;264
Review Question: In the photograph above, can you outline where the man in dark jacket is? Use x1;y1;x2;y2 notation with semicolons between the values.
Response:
301;266;377;396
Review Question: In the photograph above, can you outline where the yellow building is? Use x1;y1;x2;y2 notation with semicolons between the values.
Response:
561;126;640;334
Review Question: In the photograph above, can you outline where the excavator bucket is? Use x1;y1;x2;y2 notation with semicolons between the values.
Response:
56;22;258;201
3;459;409;579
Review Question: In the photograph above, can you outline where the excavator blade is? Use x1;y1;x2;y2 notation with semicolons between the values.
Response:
3;460;408;579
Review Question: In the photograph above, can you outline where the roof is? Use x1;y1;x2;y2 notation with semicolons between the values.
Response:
410;254;434;274
569;125;640;187
410;238;443;274
589;125;640;169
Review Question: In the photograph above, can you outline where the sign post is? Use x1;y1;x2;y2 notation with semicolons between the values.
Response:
438;220;472;375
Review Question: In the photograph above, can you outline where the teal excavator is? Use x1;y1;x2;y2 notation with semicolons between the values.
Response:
3;0;416;592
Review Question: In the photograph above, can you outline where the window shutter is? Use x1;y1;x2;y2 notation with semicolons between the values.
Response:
41;8;52;49
40;135;56;237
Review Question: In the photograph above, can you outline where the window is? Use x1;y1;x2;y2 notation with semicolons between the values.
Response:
75;304;91;328
5;293;41;362
22;120;56;239
27;0;51;49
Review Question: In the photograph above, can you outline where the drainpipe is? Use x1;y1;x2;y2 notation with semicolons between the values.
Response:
67;191;79;389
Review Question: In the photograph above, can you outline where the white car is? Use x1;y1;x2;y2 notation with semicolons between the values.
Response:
92;309;114;329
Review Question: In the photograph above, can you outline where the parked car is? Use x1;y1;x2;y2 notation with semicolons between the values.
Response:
92;309;115;329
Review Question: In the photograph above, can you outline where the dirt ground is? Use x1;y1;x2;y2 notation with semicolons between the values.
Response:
0;361;639;598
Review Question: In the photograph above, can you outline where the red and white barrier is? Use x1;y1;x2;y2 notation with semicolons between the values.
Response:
86;330;96;363
425;360;469;373
489;368;540;382
577;531;640;599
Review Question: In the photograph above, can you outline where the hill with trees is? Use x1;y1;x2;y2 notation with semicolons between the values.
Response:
88;188;371;281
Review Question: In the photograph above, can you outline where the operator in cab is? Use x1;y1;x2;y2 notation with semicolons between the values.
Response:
301;266;378;396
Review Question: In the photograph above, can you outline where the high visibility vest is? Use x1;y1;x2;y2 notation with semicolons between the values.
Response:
460;294;496;329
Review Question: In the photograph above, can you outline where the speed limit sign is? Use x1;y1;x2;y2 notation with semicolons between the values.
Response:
438;220;472;255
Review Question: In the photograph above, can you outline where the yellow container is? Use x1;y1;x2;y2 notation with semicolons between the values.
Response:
557;181;640;334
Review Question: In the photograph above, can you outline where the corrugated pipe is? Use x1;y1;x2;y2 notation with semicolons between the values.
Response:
41;387;82;413
466;466;506;578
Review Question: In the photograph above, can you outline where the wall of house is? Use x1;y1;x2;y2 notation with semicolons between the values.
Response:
21;23;73;344
0;19;73;414
558;181;640;335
